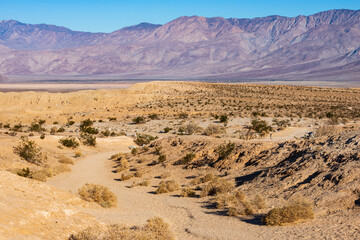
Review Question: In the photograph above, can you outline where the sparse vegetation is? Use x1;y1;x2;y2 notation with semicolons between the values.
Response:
13;136;47;165
58;155;74;165
216;141;235;160
59;136;80;148
80;133;97;146
78;183;117;208
134;133;157;146
263;200;314;226
200;178;234;197
156;180;179;194
133;116;146;124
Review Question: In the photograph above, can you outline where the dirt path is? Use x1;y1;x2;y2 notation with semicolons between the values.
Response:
47;137;358;240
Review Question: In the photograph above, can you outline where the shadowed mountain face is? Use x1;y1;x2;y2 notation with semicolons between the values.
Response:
0;9;360;81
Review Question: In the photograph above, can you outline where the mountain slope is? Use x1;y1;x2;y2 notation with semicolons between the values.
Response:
0;9;360;81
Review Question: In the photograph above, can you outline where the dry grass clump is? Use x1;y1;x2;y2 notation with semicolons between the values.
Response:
121;173;134;181
200;178;234;197
180;187;196;197
74;151;82;158
69;217;174;240
159;172;171;179
263;199;314;226
213;191;266;216
204;124;226;136
156;180;180;194
190;173;216;185
115;158;129;172
58;155;74;165
315;125;343;137
131;180;151;187
78;183;117;208
134;169;146;177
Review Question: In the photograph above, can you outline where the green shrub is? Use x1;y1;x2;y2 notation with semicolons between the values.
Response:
13;136;47;165
164;127;173;133
158;154;166;163
80;133;96;146
133;116;146;124
216;141;235;160
59;136;80;148
134;134;157;146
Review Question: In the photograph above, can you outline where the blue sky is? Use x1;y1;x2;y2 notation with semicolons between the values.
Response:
1;0;360;33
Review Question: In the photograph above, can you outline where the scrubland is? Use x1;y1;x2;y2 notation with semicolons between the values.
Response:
0;81;359;239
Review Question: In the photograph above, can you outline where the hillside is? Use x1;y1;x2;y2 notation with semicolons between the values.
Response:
0;9;360;81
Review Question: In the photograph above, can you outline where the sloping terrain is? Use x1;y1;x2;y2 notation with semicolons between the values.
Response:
0;9;360;81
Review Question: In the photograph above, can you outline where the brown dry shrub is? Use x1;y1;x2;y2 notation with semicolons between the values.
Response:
315;125;342;137
78;183;117;208
156;180;179;194
200;178;234;197
69;217;174;240
159;172;171;179
180;187;196;197
263;200;314;226
204;124;226;136
213;191;257;216
134;169;145;178
190;173;215;185
115;158;129;172
121;173;133;181
58;155;74;165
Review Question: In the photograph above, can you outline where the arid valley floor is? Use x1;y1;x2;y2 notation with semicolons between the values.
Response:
0;81;360;240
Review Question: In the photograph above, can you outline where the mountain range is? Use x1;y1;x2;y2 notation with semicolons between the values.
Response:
0;9;360;82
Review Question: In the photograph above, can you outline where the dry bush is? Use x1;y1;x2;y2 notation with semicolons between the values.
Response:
180;187;196;197
315;125;343;137
204;124;226;136
58;155;74;165
121;173;134;181
213;191;265;216
200;178;234;197
190;173;216;185
59;136;79;149
111;153;123;160
156;180;180;194
179;122;203;135
51;164;71;175
69;217;174;240
78;183;117;208
134;169;146;178
74;151;82;158
263;200;314;226
115;158;129;172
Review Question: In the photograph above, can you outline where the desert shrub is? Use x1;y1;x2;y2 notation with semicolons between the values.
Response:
133;116;146;124
252;194;266;209
59;136;80;148
69;217;174;240
176;152;195;165
138;180;150;186
78;183;117;208
219;114;229;124
31;170;48;181
216;141;235;160
115;158;129;172
50;127;57;135
74;151;82;158
121;173;134;181
204;124;225;136
131;148;138;155
40;133;45;139
180;188;196;197
156;180;180;194
11;123;23;132
13;136;47;165
263;200;314;226
108;117;117;121
190;173;216;185
100;129;111;137
134;169;145;178
134;133;157;146
58;155;74;165
315;125;342;137
29;122;45;132
51;164;71;175
158;154;166;163
250;119;272;134
80;133;97;146
57;127;65;133
148;113;159;120
179;122;203;135
17;167;32;178
200;178;234;197
164;127;173;133
80;119;99;134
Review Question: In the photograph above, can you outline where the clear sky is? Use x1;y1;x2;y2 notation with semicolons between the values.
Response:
1;0;360;33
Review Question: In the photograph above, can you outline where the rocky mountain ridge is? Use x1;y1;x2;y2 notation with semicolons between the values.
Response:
0;9;360;81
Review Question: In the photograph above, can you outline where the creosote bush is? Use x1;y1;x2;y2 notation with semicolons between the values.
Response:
156;180;180;194
133;116;146;124
78;183;117;208
59;136;80;148
134;133;157;146
216;141;235;160
80;133;97;146
263;200;314;226
14;136;47;165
